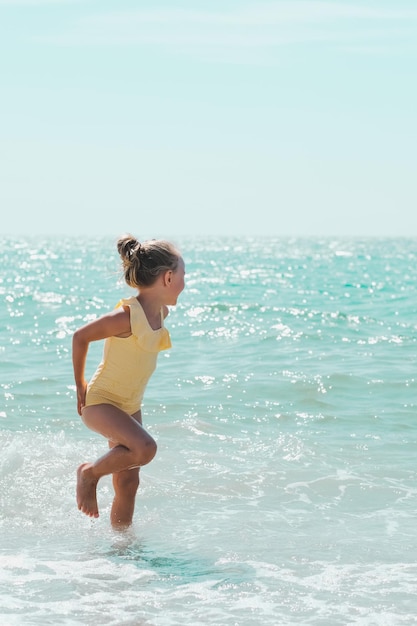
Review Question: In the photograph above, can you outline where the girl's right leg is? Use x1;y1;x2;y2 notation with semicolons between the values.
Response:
76;404;157;519
110;409;143;530
111;468;140;529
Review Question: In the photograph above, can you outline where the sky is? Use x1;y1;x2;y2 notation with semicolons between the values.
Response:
1;0;416;238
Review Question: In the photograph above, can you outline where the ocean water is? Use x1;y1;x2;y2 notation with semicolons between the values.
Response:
1;235;417;625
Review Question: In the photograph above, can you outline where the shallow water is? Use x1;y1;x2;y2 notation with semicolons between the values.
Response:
1;236;417;624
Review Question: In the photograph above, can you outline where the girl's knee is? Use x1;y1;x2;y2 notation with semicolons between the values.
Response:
134;435;157;466
146;437;157;462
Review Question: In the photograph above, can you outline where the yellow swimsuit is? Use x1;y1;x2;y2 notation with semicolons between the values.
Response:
85;297;171;415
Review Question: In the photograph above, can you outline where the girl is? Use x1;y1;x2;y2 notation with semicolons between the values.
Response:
73;234;185;529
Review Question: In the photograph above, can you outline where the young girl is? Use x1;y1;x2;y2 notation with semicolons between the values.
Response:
73;234;185;529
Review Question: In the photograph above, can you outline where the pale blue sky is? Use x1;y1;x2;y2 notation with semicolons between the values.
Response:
1;0;416;238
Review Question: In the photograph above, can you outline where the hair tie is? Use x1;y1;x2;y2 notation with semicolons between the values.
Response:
127;241;141;261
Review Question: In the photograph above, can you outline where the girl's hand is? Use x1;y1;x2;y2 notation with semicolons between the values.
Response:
76;381;87;416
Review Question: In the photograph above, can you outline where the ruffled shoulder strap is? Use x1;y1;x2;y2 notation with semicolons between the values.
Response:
115;297;171;352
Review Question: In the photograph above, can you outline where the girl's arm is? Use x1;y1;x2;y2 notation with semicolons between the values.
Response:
72;306;131;415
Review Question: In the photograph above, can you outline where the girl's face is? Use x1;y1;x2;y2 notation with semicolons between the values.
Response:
167;257;185;305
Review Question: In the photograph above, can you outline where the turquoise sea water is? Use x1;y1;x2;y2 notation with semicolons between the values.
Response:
1;235;417;625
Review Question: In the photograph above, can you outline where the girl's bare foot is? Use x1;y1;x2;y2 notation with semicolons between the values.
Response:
76;463;99;518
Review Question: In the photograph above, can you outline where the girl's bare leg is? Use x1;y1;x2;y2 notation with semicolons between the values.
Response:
111;468;140;529
76;405;156;519
110;409;142;529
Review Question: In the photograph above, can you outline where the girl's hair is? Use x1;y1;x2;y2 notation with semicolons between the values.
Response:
117;233;180;289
